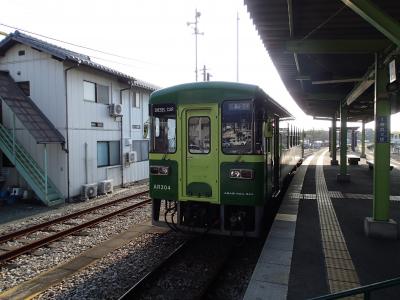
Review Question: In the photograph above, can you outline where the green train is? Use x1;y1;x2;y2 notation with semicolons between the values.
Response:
149;82;302;236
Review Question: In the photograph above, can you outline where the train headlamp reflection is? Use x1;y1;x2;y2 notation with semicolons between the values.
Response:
150;165;170;176
229;169;253;180
230;170;241;178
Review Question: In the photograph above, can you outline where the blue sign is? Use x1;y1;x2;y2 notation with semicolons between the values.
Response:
376;116;389;143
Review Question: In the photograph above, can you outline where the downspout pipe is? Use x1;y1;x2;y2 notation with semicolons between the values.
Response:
64;62;80;201
120;81;134;188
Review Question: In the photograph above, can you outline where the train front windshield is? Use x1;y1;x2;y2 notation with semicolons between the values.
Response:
150;104;176;153
222;100;254;154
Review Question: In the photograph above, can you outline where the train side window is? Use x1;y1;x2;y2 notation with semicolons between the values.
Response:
188;116;210;154
280;127;288;150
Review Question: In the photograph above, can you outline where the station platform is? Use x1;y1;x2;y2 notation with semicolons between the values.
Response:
244;148;400;300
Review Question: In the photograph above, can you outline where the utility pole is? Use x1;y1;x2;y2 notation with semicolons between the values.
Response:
187;9;204;82
201;65;212;82
236;11;239;82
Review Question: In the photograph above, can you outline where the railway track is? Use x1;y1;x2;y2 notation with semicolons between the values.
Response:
119;235;234;300
0;190;150;263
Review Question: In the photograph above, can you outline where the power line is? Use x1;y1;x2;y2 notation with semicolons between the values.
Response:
0;22;155;65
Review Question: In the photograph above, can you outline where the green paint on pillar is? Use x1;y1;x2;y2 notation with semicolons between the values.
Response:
373;53;390;222
361;121;366;158
331;114;338;165
340;105;348;175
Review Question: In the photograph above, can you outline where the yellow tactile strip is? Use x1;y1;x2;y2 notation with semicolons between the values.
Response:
315;151;361;296
302;192;400;202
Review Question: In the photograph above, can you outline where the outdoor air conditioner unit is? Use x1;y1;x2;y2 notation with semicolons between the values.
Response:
98;179;113;195
109;103;123;117
81;183;98;200
126;151;137;164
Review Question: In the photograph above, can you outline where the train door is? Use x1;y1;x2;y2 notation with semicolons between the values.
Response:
273;115;280;193
266;121;274;195
264;115;278;195
181;104;219;202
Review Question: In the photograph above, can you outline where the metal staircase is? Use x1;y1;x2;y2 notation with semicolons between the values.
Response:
0;123;64;206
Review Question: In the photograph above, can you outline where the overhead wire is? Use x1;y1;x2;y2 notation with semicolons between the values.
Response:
0;22;155;65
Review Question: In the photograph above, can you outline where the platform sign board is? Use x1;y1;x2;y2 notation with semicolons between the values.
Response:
376;116;389;143
389;59;396;83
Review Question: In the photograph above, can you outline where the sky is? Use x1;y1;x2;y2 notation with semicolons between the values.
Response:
0;0;399;131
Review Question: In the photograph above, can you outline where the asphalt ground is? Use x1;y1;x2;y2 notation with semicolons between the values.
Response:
0;199;51;225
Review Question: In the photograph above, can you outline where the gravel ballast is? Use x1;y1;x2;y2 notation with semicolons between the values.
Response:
0;183;150;293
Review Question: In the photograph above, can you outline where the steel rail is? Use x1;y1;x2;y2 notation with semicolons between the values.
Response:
119;237;233;300
0;198;151;263
0;190;149;244
118;239;191;299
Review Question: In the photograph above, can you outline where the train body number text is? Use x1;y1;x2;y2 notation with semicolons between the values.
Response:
153;184;171;190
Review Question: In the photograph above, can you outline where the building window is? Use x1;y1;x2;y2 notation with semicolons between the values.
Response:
133;92;140;108
84;81;110;104
18;50;25;56
97;84;109;104
2;154;14;167
97;141;120;167
17;81;30;96
132;140;149;162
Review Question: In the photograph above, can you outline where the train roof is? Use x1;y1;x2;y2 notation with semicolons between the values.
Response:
150;81;292;118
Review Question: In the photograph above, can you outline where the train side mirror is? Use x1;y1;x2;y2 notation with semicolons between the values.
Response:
263;121;273;138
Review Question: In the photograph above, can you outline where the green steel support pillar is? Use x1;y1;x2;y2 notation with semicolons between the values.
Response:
331;114;338;165
373;54;390;222
337;105;350;182
364;53;398;239
361;121;366;158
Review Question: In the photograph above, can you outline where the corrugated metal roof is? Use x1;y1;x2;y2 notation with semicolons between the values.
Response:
245;0;400;120
0;71;65;144
0;31;159;92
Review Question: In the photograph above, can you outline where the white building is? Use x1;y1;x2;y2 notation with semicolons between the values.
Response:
0;31;157;205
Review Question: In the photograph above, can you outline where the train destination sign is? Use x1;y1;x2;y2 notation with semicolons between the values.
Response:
376;116;389;143
152;103;176;115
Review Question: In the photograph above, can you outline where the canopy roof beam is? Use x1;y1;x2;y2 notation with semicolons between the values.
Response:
340;0;400;47
304;93;345;101
286;39;390;54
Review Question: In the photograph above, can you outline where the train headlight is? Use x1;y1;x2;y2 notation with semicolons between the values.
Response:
230;169;253;180
230;170;241;178
150;165;170;176
159;166;170;175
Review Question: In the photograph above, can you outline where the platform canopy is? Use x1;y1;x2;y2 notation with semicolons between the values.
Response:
244;0;400;122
